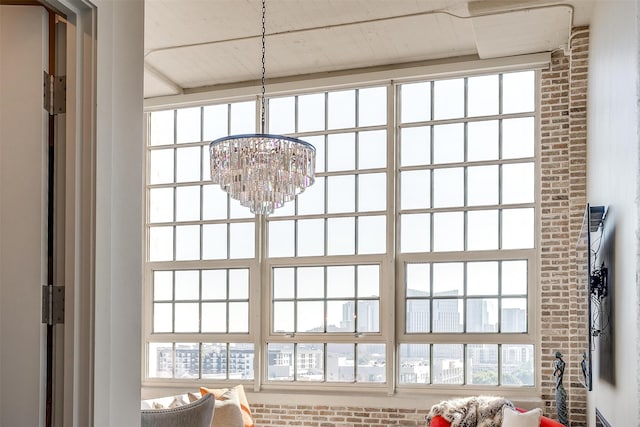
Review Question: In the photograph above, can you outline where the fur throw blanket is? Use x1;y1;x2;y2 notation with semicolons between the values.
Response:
425;396;514;427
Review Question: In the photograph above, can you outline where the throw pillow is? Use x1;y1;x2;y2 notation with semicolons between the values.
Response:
428;415;451;427
200;385;255;427
503;406;542;427
211;388;244;427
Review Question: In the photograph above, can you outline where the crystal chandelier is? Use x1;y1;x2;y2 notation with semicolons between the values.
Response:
209;0;315;216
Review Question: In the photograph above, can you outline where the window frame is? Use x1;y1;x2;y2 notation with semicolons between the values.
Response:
142;56;544;396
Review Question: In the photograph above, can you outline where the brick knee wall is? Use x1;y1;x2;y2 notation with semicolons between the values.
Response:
252;404;429;426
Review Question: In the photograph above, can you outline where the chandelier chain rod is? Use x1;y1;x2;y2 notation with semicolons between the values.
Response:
260;0;267;133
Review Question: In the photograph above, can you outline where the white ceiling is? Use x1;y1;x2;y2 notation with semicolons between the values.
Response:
144;0;594;99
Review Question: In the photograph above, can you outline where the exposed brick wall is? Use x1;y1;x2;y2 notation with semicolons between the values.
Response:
252;404;429;427
539;27;589;427
247;28;591;427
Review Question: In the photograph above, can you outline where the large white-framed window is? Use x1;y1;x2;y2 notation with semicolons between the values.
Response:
144;65;539;393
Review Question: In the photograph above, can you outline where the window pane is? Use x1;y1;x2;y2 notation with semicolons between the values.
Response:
357;265;380;297
501;344;534;386
296;344;324;381
327;217;355;255
297;176;325;215
502;260;527;295
358;130;386;169
298;94;325;132
297;301;324;332
501;298;527;332
229;101;255;134
148;343;173;378
202;343;227;379
433;299;462;331
358;86;386;126
202;302;227;333
400;82;430;123
502;162;534;204
228;269;248;299
175;343;199;379
503;117;534;159
433;123;463;164
433;212;463;252
174;302;199;332
328;90;355;130
502;208;534;249
434;78;464;120
401;170;430;210
268;220;294;258
327;175;355;214
327;133;355;171
399;344;430;384
406;263;430;296
432;344;463;384
149;226;173;261
357;301;379;333
149;149;174;185
327;344;355;382
406;299;430;333
400;126;430;167
150;110;174;146
358;173;386;212
502;71;535;114
433;167;463;208
357;215;386;254
467;210;499;251
230;343;254;380
297;267;325;299
273;302;294;333
273;268;295;299
176;107;201;144
297;219;325;256
467;344;498;385
229;302;248;332
149;188;174;223
468;120;498;162
176;186;200;221
467;298;498;332
327;300;354;332
203;104;228;141
467;261;499;295
400;213;430;253
176;146;201;183
468;75;499;117
175;270;199;300
268;343;294;380
229;222;255;258
433;263;463;295
327;266;354;298
153;303;173;332
467;165;498;206
202;270;226;300
154;271;173;301
357;344;385;382
202;224;227;260
269;96;295;134
306;135;325;173
202;185;227;220
175;225;200;261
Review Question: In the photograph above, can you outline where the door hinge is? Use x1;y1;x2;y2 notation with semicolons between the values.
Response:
43;71;66;115
42;285;65;325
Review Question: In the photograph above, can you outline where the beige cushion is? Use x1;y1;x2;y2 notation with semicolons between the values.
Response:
141;393;215;427
502;406;542;427
211;388;244;427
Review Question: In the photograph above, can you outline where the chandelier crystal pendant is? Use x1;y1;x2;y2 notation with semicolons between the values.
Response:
209;0;316;216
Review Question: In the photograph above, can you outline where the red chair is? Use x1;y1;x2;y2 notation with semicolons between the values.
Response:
429;408;565;427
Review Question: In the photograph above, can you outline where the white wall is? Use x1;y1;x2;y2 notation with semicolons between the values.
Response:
586;1;640;425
